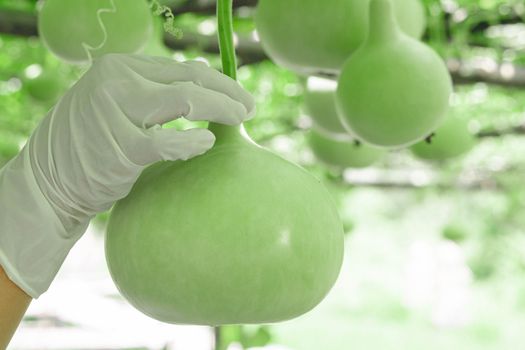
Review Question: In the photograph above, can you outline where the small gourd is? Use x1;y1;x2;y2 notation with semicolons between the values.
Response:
308;129;384;169
38;0;153;63
336;0;452;148
303;77;348;139
23;66;63;103
411;115;476;161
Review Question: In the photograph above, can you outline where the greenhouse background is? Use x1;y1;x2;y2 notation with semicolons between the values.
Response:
1;0;525;349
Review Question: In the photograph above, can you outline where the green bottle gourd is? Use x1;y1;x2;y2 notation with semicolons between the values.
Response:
38;0;153;63
411;115;476;161
105;0;344;325
255;0;426;75
303;77;349;139
24;69;63;103
308;129;385;169
336;0;452;148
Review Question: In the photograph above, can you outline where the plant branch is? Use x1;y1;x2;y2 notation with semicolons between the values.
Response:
477;124;525;138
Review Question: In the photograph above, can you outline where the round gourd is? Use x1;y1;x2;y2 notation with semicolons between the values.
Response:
24;70;63;102
303;77;348;138
255;0;426;75
411;115;476;160
106;128;344;325
38;0;153;63
308;129;384;168
336;0;452;148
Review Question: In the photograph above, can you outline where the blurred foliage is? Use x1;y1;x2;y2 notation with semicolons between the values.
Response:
216;325;272;350
1;0;525;349
0;0;37;12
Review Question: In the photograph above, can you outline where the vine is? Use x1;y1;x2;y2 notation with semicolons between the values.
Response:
216;0;237;80
208;0;240;136
148;0;183;39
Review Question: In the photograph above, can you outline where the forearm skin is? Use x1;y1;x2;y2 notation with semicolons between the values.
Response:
0;264;31;350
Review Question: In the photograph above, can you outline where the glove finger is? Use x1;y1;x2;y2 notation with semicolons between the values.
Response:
184;60;209;69
139;82;252;127
147;127;216;163
98;54;255;116
181;60;256;116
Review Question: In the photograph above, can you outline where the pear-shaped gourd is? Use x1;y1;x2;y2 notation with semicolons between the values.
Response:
411;115;476;160
24;69;63;103
38;0;153;63
308;129;384;168
336;0;452;148
255;0;426;75
106;127;344;325
303;77;348;139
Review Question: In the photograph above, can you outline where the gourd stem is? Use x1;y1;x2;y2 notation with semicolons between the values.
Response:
217;0;237;80
367;0;400;43
208;0;240;136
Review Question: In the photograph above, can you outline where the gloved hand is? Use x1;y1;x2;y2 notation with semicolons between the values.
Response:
0;54;255;298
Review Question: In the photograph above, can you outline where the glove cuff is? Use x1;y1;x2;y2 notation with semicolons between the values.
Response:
0;145;89;298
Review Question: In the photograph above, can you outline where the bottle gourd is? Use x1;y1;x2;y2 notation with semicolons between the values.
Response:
38;0;153;63
411;115;476;161
336;0;452;148
105;0;344;325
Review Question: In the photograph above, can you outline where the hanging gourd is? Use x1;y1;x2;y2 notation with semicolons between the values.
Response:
336;0;452;148
23;66;63;103
105;0;344;325
38;0;153;63
303;77;349;139
308;129;384;169
411;115;476;161
255;0;426;75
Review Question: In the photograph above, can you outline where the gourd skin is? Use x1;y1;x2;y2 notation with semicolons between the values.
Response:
106;133;344;325
142;17;172;57
394;0;426;40
308;130;384;168
304;87;348;138
336;0;452;148
255;0;426;75
38;0;153;63
411;116;476;160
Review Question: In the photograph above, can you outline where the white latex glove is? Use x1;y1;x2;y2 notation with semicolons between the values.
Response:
0;54;255;298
